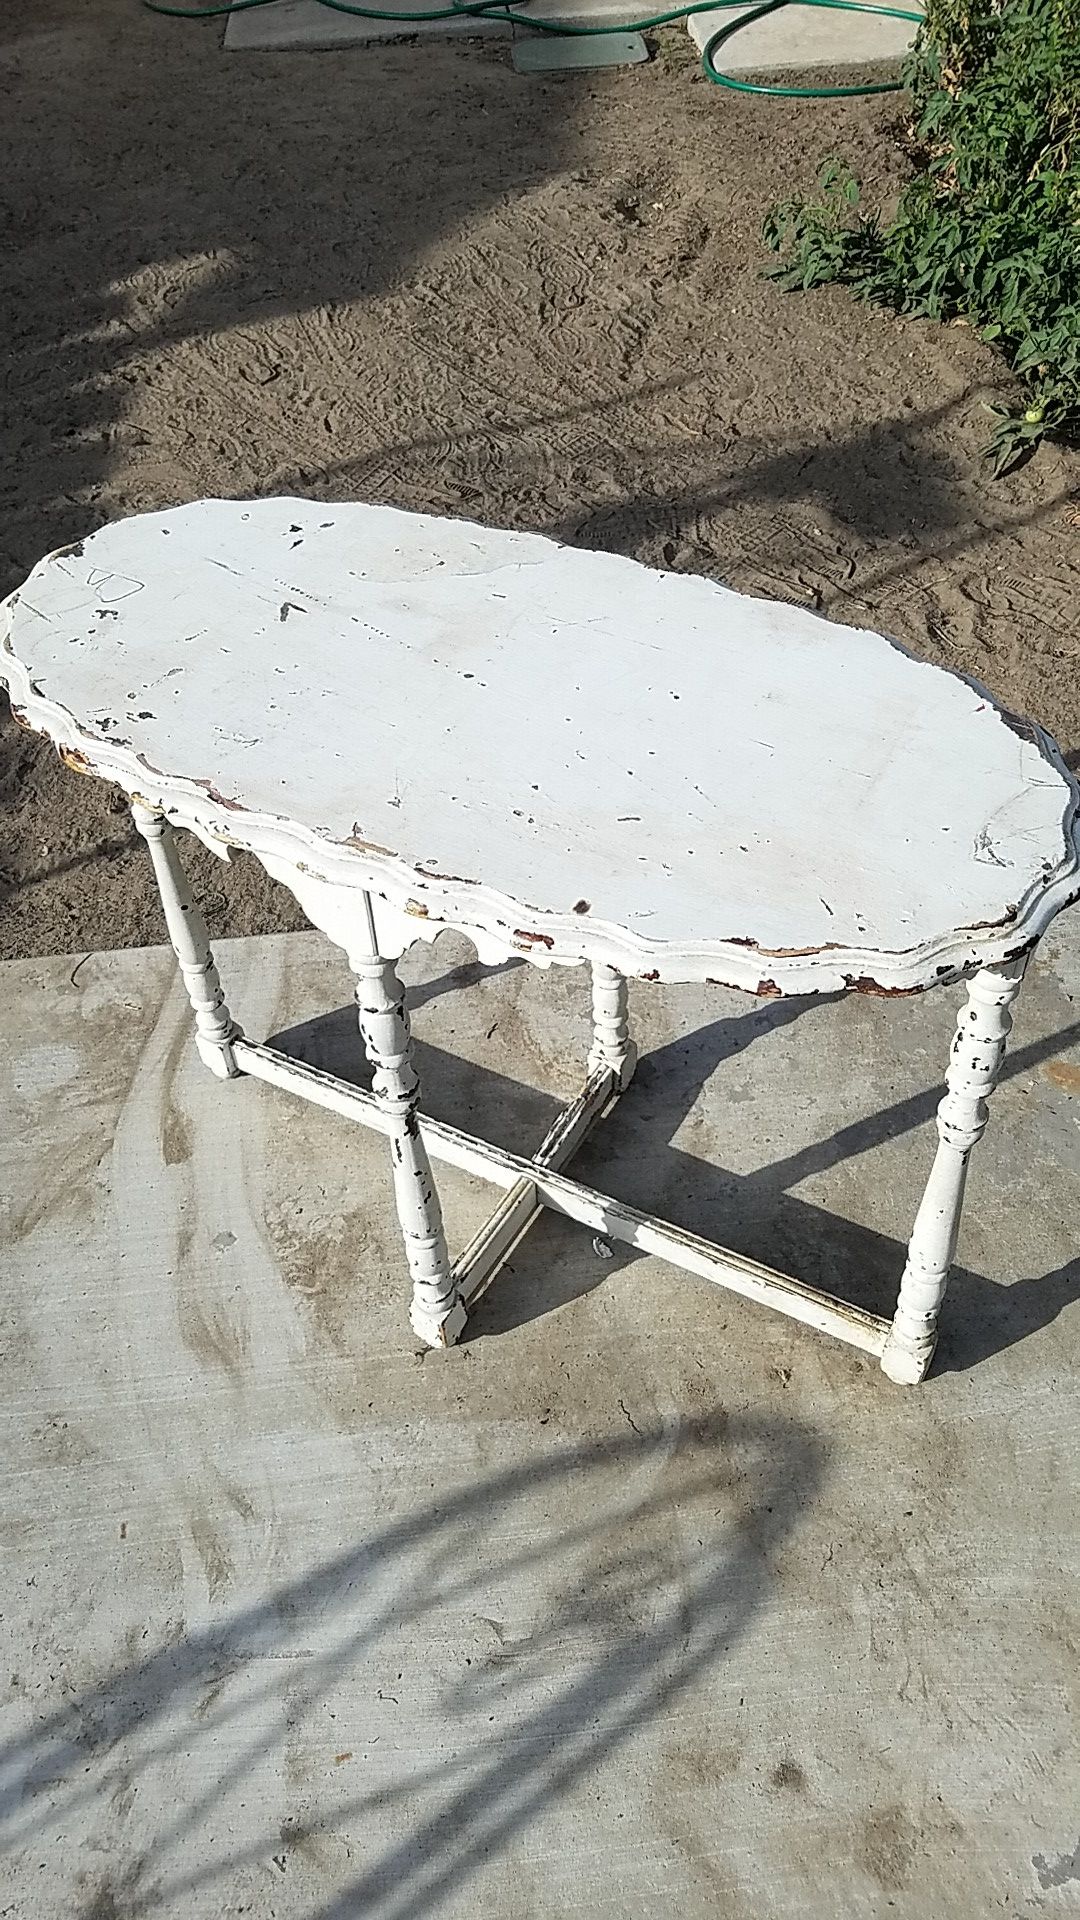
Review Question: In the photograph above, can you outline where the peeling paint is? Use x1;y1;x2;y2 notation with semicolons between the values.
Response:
58;744;95;774
346;833;397;858
999;706;1040;745
4;495;1078;1002
842;974;920;998
194;777;245;813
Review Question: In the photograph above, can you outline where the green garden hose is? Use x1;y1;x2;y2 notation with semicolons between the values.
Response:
140;0;923;98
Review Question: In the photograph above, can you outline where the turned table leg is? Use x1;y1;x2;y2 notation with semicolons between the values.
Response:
131;802;240;1078
350;894;465;1348
588;963;638;1091
881;956;1027;1385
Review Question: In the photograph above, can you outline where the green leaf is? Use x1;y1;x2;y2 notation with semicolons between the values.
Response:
761;0;1080;478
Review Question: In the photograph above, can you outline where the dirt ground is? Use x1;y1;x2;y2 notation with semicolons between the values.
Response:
2;0;1077;962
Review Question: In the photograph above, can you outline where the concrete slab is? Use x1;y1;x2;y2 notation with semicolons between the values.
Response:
224;0;922;66
223;0;641;48
2;921;1079;1916
687;0;920;74
225;0;506;45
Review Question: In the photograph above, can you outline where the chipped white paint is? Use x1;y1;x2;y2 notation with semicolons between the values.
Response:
588;963;637;1090
881;957;1028;1383
3;499;1077;1376
232;1035;891;1355
453;1064;617;1305
4;496;1079;994
348;891;466;1347
130;802;241;1078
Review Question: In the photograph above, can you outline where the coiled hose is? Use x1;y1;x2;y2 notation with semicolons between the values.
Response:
140;0;922;100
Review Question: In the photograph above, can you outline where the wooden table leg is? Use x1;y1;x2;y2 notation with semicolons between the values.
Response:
881;955;1028;1384
444;966;635;1309
588;963;638;1090
350;892;466;1348
131;802;240;1079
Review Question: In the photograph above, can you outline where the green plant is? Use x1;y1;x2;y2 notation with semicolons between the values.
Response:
762;0;1080;474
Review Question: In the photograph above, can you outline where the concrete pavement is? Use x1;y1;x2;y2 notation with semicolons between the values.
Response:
1;922;1078;1916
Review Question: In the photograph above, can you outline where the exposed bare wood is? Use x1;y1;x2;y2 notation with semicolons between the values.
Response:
232;1037;889;1356
4;497;1078;994
455;1065;616;1304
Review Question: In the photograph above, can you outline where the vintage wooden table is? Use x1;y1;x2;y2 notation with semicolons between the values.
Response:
4;498;1079;1383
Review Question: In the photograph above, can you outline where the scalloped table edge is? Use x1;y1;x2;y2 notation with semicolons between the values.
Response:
5;642;1080;996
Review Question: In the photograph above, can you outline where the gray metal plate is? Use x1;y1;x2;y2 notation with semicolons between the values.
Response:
511;29;648;67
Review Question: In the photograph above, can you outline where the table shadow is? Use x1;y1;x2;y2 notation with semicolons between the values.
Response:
266;968;1080;1379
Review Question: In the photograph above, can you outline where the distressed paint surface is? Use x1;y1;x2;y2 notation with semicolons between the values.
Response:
3;497;1078;991
882;958;1027;1383
348;895;466;1347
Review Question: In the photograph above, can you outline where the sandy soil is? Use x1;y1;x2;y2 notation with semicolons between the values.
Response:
2;0;1077;961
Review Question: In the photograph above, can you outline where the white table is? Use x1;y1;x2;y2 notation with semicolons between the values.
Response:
5;498;1078;1382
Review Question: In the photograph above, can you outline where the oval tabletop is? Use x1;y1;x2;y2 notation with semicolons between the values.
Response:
3;497;1078;993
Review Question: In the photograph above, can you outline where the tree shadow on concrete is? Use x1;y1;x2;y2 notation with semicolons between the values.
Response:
0;1412;825;1917
268;962;1080;1377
